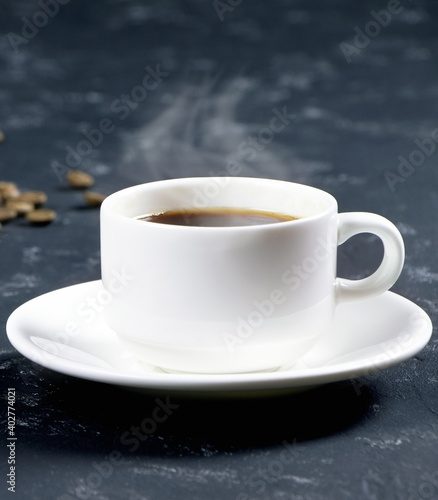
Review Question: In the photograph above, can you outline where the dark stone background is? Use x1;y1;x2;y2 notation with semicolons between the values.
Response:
0;1;437;499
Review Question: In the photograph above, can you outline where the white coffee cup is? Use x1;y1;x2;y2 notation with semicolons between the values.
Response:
100;177;404;374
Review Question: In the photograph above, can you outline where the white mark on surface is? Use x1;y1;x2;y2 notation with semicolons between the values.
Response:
355;435;410;450
404;265;438;284
132;464;240;486
289;475;319;485
286;10;312;25
324;173;366;187
396;223;417;237
0;273;39;297
22;246;41;265
398;9;429;25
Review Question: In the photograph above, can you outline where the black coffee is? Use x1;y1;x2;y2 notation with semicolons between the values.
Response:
138;208;299;227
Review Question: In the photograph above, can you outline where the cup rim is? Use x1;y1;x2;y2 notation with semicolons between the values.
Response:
101;177;338;231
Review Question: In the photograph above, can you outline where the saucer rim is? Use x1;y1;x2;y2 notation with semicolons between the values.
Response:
6;280;433;394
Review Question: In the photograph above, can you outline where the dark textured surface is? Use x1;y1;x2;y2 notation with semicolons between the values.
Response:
1;1;437;499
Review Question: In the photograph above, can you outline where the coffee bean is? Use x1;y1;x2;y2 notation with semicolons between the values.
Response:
0;182;15;191
67;170;94;189
6;199;34;215
0;167;106;231
0;182;20;200
26;209;57;224
0;207;18;222
84;191;106;207
16;191;47;206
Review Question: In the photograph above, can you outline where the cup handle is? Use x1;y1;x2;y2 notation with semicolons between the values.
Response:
335;212;405;304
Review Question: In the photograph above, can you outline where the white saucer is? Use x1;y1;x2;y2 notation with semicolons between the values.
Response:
6;280;432;396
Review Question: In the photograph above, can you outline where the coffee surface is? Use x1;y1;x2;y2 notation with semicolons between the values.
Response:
138;208;298;227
